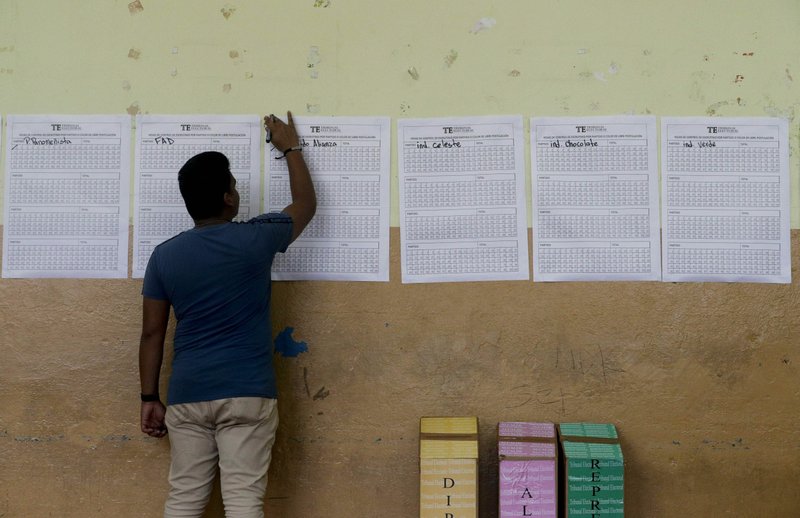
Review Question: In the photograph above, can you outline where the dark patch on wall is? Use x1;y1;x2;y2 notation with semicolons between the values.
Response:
221;6;236;19
313;387;330;400
128;1;144;15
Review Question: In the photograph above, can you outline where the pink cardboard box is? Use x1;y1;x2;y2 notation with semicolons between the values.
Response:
498;422;558;518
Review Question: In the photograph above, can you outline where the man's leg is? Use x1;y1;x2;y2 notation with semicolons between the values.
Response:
164;402;219;518
214;397;279;518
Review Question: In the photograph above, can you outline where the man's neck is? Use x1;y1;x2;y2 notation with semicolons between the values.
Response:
193;217;231;229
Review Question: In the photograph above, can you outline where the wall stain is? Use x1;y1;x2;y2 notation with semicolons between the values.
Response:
313;386;330;400
400;102;411;114
734;74;744;83
127;102;140;116
786;68;793;82
303;367;311;397
444;49;458;68
244;71;254;79
0;46;14;52
15;435;64;443
701;438;749;450
508;69;520;77
740;51;754;57
128;1;144;15
313;0;331;7
128;48;141;60
306;103;320;113
122;80;131;91
229;50;240;60
0;68;14;75
222;83;232;93
706;100;730;115
221;5;236;19
307;46;321;78
102;434;131;442
407;66;419;80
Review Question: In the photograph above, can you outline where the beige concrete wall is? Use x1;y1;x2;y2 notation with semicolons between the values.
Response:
1;229;798;517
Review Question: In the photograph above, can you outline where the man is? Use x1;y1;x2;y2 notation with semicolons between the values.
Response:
139;112;315;518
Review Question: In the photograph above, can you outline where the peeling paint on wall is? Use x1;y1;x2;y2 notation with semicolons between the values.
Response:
469;17;496;34
128;0;144;15
128;48;141;60
307;46;321;78
444;49;458;68
407;66;419;80
313;0;331;7
221;5;236;19
306;103;320;113
762;98;796;121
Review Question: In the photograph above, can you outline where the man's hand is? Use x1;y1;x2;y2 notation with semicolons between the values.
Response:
264;112;301;153
141;401;167;438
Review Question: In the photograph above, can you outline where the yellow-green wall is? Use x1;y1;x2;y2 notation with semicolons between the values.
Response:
1;2;800;517
1;0;799;225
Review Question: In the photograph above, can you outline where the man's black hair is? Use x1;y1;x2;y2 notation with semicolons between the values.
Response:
178;151;233;220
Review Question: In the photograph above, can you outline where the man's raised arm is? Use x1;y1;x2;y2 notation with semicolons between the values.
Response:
265;111;316;242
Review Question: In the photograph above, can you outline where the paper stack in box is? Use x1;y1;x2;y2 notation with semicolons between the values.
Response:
419;417;479;518
558;423;624;518
498;421;558;518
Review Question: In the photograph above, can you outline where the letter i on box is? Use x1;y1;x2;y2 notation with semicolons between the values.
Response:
419;417;479;518
558;423;625;517
498;422;558;518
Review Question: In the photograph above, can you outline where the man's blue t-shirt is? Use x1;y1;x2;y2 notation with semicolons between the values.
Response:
142;213;293;405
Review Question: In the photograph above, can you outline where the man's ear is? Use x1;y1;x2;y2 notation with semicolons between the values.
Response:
223;191;235;207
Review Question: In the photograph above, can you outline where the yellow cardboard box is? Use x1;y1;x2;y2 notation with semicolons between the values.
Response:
419;417;479;518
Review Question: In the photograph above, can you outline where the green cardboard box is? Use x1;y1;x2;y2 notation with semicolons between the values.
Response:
558;423;624;517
